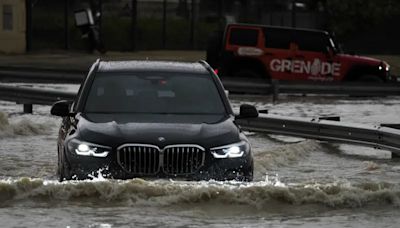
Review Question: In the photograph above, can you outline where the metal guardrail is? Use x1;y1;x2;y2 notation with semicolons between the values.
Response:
236;114;400;156
0;84;76;112
0;68;84;84
222;78;400;97
1;68;400;96
1;84;400;157
276;83;400;96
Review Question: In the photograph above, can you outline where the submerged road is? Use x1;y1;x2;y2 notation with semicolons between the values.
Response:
1;87;400;227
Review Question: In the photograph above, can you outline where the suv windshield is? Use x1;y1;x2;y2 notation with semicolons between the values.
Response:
84;72;227;115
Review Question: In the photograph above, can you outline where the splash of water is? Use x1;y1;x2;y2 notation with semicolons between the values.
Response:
0;177;399;209
264;173;286;187
254;140;321;173
0;112;52;138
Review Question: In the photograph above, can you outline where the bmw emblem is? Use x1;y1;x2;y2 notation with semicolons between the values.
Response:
158;137;166;142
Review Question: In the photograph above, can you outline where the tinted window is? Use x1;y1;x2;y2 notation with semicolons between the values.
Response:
84;73;226;115
295;31;330;52
229;28;259;46
264;28;292;49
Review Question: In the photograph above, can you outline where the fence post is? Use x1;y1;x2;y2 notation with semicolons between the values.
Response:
217;0;224;30
291;0;297;28
98;0;102;36
272;80;279;103
131;0;137;51
23;104;33;114
162;0;167;48
25;0;33;52
190;0;196;49
64;0;69;50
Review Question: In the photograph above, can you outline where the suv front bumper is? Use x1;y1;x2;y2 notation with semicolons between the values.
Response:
63;148;254;181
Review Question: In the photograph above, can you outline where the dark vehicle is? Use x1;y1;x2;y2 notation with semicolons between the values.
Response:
208;23;399;83
51;60;257;181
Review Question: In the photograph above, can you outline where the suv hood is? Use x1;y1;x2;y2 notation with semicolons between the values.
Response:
74;113;241;149
337;54;383;66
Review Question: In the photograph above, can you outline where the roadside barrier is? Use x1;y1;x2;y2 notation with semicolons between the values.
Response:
0;84;399;158
236;114;400;157
0;67;84;83
222;79;400;100
0;84;75;113
1;68;399;98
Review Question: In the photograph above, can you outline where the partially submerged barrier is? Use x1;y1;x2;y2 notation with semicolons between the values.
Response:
222;79;400;99
0;67;84;83
1;68;400;97
236;114;400;157
0;84;75;112
1;84;400;157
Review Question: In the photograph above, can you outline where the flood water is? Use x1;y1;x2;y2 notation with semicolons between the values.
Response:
1;85;400;227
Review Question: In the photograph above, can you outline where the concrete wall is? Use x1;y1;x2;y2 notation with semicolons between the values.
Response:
0;0;25;53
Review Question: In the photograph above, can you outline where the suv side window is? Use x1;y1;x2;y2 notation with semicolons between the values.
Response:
229;28;259;46
295;31;330;52
264;28;292;49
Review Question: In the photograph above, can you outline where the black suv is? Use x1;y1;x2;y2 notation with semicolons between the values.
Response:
51;60;257;181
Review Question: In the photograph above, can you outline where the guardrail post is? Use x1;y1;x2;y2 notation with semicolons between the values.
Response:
271;80;279;103
23;104;33;114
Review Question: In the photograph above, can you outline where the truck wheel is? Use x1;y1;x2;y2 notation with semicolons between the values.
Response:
358;75;384;83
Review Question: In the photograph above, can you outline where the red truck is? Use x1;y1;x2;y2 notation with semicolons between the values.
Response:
207;23;399;83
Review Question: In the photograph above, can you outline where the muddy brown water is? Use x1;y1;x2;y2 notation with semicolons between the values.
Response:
1;93;400;228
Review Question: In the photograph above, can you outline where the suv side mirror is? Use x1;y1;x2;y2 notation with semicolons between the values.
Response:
51;100;73;117
237;104;258;119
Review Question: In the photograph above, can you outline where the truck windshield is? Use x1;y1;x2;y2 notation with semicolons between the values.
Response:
84;72;227;115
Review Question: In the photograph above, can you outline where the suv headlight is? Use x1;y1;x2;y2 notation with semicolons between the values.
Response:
210;141;249;159
67;139;111;157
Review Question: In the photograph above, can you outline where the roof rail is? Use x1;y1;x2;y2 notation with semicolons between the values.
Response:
198;60;215;75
